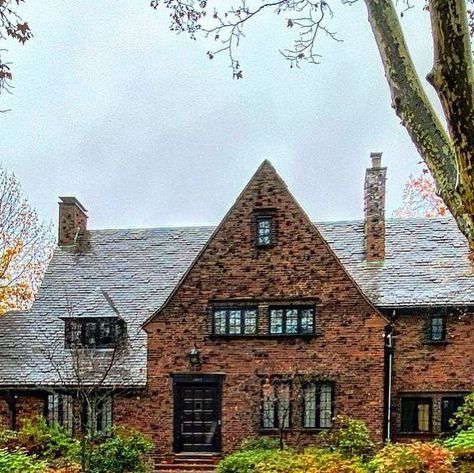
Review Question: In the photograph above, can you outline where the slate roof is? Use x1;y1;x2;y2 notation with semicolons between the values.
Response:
0;217;472;388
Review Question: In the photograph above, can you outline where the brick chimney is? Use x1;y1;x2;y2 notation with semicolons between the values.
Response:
364;152;387;262
58;197;88;246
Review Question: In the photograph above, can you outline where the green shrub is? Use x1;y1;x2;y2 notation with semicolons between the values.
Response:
450;393;474;432
369;441;454;473
0;417;79;463
217;449;283;473
218;448;366;473
0;448;47;473
318;415;375;459
239;437;280;451
445;427;474;473
88;425;154;473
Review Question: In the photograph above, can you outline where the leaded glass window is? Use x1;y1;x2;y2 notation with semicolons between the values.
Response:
256;217;273;246
269;307;314;335
65;318;123;348
47;393;73;433
86;396;112;435
261;381;290;429
429;316;445;341
400;398;432;432
212;308;257;335
303;382;333;429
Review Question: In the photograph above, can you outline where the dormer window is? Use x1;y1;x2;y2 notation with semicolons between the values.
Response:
256;216;274;246
65;317;124;349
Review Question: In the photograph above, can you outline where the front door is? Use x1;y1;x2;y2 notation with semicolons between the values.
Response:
174;382;221;452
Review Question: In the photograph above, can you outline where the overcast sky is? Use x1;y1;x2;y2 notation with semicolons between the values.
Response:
1;0;438;231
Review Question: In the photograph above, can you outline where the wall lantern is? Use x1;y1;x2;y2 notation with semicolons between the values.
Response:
188;345;201;367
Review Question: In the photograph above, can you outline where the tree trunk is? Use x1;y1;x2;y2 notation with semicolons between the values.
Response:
428;0;474;216
363;0;474;252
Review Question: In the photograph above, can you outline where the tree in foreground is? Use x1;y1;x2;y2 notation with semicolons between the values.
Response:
0;164;53;315
151;0;474;252
0;0;32;109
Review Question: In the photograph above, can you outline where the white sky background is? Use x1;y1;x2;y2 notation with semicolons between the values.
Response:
1;0;439;230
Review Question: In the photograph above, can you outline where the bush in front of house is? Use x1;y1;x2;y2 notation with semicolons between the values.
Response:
217;447;366;473
445;426;474;473
0;447;48;473
87;425;154;473
317;415;375;460
368;441;455;473
0;417;80;468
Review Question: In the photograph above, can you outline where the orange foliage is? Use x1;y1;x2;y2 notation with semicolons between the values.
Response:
0;165;53;315
393;168;448;218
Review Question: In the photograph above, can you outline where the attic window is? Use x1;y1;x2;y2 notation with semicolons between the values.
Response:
256;216;274;246
65;318;124;349
428;315;446;342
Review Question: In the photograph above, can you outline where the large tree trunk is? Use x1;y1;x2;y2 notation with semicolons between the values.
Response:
364;0;474;252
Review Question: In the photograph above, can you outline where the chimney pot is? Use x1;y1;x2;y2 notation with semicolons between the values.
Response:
370;152;383;169
58;196;88;246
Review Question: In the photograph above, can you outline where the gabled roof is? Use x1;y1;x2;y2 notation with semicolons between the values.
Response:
0;217;472;387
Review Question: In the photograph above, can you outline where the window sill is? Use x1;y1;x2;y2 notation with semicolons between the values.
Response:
423;340;448;346
209;333;318;340
259;427;330;434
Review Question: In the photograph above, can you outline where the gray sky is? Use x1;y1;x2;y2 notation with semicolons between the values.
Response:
1;0;437;231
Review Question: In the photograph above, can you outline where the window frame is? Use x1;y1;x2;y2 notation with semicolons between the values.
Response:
400;397;433;433
302;381;334;430
427;314;446;344
65;317;124;349
47;392;73;434
268;306;315;335
84;395;113;436
260;379;292;430
255;214;275;248
441;397;464;433
211;307;258;336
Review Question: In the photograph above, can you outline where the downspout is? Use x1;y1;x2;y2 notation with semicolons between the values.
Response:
384;314;395;442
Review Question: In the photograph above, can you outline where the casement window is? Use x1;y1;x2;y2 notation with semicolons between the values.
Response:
212;308;257;335
400;398;432;433
261;381;291;429
47;393;73;433
302;382;333;429
86;396;112;435
65;318;124;348
256;216;274;247
269;307;314;335
441;397;464;432
428;315;446;342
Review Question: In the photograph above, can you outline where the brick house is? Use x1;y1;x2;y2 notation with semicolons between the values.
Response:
0;156;472;465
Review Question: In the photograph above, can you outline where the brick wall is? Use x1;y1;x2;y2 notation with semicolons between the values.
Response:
391;310;474;441
136;162;387;455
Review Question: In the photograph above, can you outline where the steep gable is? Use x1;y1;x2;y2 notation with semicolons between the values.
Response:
145;160;386;325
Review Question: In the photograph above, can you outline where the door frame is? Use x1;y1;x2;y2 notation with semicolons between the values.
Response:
172;374;224;453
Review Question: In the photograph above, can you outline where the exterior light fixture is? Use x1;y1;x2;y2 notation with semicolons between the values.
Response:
188;345;201;367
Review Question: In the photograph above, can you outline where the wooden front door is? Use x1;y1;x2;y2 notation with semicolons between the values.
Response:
174;382;221;452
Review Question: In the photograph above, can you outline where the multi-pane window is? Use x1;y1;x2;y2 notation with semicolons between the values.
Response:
262;382;291;429
47;393;73;433
441;397;464;432
428;316;445;342
400;398;432;432
66;318;123;348
269;307;314;335
212;308;257;335
256;217;273;246
303;383;333;429
86;396;112;435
